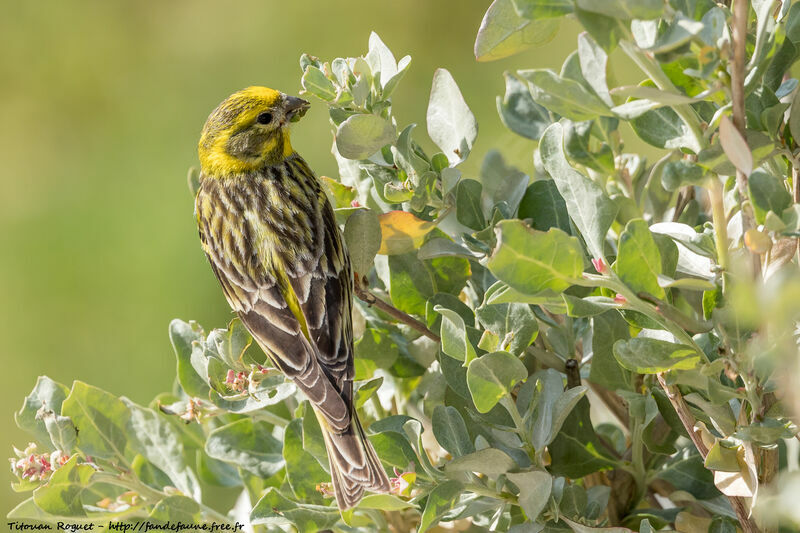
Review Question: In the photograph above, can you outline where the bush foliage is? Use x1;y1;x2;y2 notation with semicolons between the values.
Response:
10;1;800;531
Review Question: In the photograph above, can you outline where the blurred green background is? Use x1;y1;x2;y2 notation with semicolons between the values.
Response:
0;1;590;513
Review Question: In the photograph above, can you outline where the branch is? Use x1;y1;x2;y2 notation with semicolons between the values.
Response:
354;280;440;342
731;0;760;276
656;373;761;533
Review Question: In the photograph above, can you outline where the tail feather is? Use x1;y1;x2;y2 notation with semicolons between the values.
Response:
319;412;391;510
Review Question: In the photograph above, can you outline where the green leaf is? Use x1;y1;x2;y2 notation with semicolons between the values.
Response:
613;338;700;374
467;351;528;413
418;238;473;260
418;480;464;532
748;170;792;224
575;8;627;51
512;0;573;18
650;221;717;259
427;292;474;328
169;319;211;398
455;179;486;230
391;124;430;182
365;32;403;89
661;160;707;191
497;72;551;140
630;106;702;153
16;376;70;449
250;488;339;533
563;295;620;317
488;220;584;296
697;131;773;175
205;419;284;477
518;180;571;234
425;240;472;296
335;114;396;160
344;208;382;275
42;412;77;453
507;471;552;521
432;405;475;458
434;305;478;364
368;431;423;474
534;384;589;450
208;318;251;369
519;69;612;121
124;400;201;500
575;0;662;19
356;493;414;511
656;452;719;500
561;516;633;533
563;120;615;173
32;455;94;517
705;441;742;472
645;14;705;53
355;328;400;369
539;123;617;259
301;407;329;473
615;219;665;299
475;300;539;356
61;382;133;464
444;448;516;477
589;311;632;392
283;418;329;503
734;418;796;444
479;150;530;215
388;252;435;316
196;452;240;488
549;397;618;478
475;0;560;62
577;33;613;107
427;68;478;165
301;66;337;102
7;497;138;524
354;376;384;409
149;495;201;523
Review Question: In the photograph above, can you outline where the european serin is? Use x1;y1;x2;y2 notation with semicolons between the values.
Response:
195;86;390;510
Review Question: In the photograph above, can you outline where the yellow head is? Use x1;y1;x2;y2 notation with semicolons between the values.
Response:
198;86;310;176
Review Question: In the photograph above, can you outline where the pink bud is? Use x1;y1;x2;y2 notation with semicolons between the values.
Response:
225;369;235;385
350;200;361;207
591;258;606;274
613;294;627;304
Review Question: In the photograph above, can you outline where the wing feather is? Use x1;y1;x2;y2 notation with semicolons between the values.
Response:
196;169;354;433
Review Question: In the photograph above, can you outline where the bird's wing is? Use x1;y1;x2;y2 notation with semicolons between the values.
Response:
195;175;353;433
287;187;354;393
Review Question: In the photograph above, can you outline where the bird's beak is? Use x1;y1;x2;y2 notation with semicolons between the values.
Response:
284;95;310;123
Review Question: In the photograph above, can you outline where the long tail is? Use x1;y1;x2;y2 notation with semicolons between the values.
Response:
317;411;391;510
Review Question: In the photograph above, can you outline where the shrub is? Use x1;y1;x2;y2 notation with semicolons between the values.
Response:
10;2;800;531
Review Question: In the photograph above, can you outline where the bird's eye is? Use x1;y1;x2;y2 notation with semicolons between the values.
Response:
256;112;273;124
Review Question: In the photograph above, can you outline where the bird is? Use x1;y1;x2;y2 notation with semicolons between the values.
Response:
194;86;391;509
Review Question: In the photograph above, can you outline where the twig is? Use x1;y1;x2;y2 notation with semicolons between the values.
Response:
565;358;581;389
794;166;800;263
586;381;630;427
731;0;761;278
731;0;748;137
656;373;762;533
672;185;695;222
354;281;440;342
708;178;731;291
